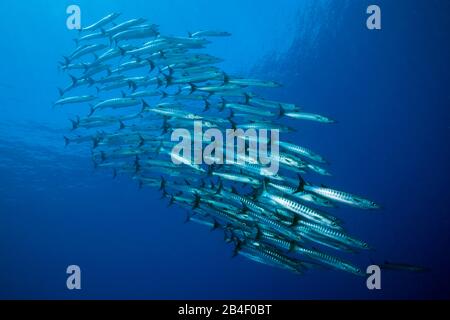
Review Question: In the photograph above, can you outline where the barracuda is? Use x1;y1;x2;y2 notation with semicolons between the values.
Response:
90;97;140;115
276;141;327;163
283;111;336;123
260;181;340;229
105;18;147;36
54;95;96;106
56;14;385;277
296;175;380;209
81;13;121;32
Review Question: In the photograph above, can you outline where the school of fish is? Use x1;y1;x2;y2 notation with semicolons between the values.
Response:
55;13;383;276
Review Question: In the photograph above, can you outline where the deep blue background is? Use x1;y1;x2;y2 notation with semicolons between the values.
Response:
0;0;449;299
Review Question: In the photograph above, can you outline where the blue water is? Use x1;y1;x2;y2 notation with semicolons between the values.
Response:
0;0;449;299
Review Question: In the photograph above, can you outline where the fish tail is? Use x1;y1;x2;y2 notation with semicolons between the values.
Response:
202;97;210;112
278;105;285;118
63;136;70;147
118;46;126;56
163;74;172;88
192;193;201;209
294;174;306;193
148;59;155;72
215;180;223;195
222;72;229;84
69;118;79;130
62;56;70;66
188;83;197;94
69;74;78;86
167;195;175;207
141;99;150;113
88;104;95;117
138;134;145;147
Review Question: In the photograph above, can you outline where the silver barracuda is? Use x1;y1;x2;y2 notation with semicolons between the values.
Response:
81;13;121;32
56;14;388;277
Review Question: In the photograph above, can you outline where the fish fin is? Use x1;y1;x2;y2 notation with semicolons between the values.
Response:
187;31;192;38
92;137;100;149
261;178;269;195
215;180;223;194
138;134;145;147
294;174;306;193
206;165;214;177
119;120;125;130
62;56;70;66
147;59;155;72
159;188;168;199
63;136;70;147
218;98;227;112
211;220;220;231
156;78;163;88
222;72;229;85
95;86;101;94
202;97;210;112
232;242;241;258
118;46;126;56
192;193;201;209
188;83;197;94
121;90;126;98
239;202;249;214
228;117;237;130
278;105;285;118
244;93;251;104
57;88;64;97
160;91;168;99
69;74;78;86
159;176;167;192
163;74;172;87
69;118;79;131
88;104;95;117
141;99;150;113
128;80;137;92
167;195;175;207
87;77;95;87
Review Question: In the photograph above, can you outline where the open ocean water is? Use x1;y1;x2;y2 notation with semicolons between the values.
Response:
0;0;449;299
